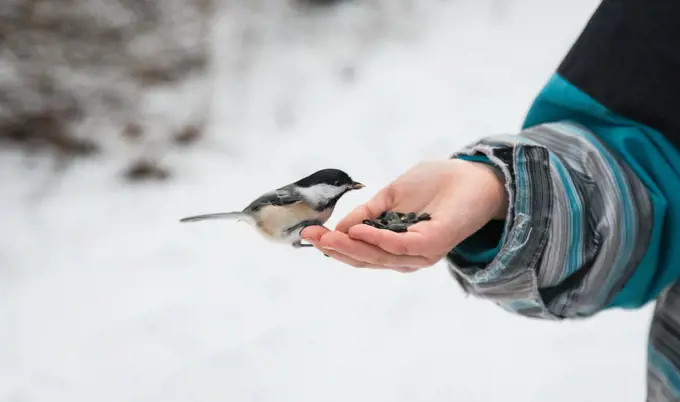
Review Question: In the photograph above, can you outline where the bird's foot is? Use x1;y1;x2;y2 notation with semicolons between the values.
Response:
292;240;329;257
292;240;314;248
286;219;324;234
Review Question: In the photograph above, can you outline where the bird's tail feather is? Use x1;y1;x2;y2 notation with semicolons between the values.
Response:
179;211;250;223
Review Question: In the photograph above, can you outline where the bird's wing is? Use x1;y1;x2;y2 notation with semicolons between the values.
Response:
243;187;301;212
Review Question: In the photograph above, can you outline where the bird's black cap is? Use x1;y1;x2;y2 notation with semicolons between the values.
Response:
295;168;361;188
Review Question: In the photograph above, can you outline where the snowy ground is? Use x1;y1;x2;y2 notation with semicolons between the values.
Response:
0;0;655;401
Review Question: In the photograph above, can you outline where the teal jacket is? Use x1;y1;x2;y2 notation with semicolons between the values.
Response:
446;0;680;319
443;1;680;399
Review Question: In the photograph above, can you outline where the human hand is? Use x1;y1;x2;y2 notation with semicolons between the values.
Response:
301;159;508;273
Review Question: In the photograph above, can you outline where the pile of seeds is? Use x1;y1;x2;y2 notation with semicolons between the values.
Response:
362;211;431;233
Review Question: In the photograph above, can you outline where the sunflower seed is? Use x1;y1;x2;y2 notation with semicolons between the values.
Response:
387;223;408;232
362;210;431;232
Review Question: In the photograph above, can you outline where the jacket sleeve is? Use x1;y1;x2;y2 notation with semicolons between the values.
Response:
446;121;655;320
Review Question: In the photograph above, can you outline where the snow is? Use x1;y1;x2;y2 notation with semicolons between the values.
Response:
0;0;655;401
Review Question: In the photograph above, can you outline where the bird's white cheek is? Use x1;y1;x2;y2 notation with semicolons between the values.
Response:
296;184;345;206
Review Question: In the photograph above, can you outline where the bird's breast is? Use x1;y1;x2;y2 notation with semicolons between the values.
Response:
254;202;331;239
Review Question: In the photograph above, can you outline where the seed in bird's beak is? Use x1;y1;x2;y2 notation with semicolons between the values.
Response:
351;182;365;190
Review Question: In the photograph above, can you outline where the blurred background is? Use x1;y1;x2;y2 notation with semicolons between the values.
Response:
0;0;655;401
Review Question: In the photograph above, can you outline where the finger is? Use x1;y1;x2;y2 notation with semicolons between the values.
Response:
318;246;421;272
318;230;433;269
311;236;421;272
301;226;414;270
392;266;419;274
334;205;374;234
318;247;387;269
335;187;394;233
347;224;432;258
305;233;384;268
300;225;329;243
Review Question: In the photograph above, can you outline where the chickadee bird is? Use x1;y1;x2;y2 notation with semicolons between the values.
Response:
179;168;364;248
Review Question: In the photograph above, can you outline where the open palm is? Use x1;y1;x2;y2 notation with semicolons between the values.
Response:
301;159;508;273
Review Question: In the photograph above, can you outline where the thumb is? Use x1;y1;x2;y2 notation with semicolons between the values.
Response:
335;187;393;233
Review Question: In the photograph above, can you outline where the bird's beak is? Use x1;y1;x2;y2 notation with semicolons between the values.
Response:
350;181;365;190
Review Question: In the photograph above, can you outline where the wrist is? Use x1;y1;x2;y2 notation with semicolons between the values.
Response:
479;164;508;220
456;159;509;221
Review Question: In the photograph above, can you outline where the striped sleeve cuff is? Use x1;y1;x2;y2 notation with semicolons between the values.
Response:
446;121;653;319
